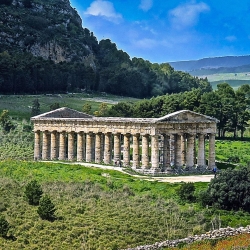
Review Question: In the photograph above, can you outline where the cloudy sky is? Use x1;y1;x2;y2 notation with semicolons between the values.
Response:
70;0;250;63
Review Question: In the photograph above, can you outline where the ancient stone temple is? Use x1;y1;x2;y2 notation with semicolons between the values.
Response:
31;107;218;173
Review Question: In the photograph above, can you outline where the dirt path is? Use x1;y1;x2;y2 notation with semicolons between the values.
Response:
58;162;214;183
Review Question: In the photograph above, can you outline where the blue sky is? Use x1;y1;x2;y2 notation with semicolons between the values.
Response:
69;0;250;63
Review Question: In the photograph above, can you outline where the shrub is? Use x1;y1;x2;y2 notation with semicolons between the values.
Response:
37;195;56;221
176;182;196;202
202;167;250;212
0;216;10;237
24;180;43;205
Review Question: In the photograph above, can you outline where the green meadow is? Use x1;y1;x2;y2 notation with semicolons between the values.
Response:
1;161;250;249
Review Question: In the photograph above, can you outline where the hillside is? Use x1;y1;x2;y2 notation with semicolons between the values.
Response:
0;0;211;98
169;55;250;72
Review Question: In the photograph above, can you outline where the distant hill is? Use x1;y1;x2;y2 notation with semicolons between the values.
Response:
169;55;250;73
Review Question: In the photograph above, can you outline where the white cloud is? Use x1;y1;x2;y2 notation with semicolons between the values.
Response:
84;0;122;22
169;1;210;29
139;0;153;12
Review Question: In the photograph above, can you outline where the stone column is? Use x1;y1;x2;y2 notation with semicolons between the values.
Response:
123;134;130;166
50;130;57;160
186;134;195;168
77;132;84;161
151;135;159;170
42;131;49;160
141;134;149;169
181;134;186;165
104;133;112;164
86;132;93;162
34;130;41;160
68;131;74;161
113;133;121;164
59;131;66;160
197;133;206;167
174;134;182;167
132;134;140;168
208;133;216;169
95;133;102;163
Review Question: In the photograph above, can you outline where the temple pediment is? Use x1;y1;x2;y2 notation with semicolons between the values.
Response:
32;107;93;119
157;110;218;123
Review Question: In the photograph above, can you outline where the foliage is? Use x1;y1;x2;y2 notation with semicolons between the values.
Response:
37;195;56;221
201;167;250;212
1;161;250;248
24;180;43;205
49;102;60;111
82;103;92;114
31;99;40;116
0;216;9;237
0;110;14;132
176;182;196;202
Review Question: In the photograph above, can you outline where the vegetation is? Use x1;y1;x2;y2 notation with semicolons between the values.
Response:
24;180;43;205
177;182;196;203
1;161;250;249
0;216;10;238
37;195;56;221
0;1;212;98
200;167;250;212
107;83;250;139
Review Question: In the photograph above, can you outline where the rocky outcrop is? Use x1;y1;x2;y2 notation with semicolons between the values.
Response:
0;0;96;67
124;226;250;250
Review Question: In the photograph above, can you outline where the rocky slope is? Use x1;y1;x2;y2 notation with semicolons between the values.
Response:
0;0;97;66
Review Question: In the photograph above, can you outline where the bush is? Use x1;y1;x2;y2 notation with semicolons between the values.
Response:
201;167;250;212
0;216;10;237
176;182;196;202
24;180;43;205
37;195;56;221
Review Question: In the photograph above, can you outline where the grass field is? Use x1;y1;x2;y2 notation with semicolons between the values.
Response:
0;93;138;120
197;72;250;89
1;161;250;249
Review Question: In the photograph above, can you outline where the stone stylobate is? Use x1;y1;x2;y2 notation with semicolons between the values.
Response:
31;107;218;174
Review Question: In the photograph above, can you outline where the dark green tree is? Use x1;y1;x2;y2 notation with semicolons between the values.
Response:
0;216;10;238
0;110;14;132
31;99;40;116
24;180;43;205
50;102;60;111
201;167;250;212
37;195;56;221
176;182;196;202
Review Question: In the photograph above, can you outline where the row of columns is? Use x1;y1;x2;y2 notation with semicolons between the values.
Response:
34;130;216;170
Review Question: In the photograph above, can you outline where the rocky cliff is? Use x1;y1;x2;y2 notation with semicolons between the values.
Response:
0;0;97;66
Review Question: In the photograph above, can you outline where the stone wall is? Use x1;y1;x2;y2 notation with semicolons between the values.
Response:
124;226;250;250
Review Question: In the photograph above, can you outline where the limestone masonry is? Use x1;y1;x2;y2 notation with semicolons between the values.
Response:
31;108;218;173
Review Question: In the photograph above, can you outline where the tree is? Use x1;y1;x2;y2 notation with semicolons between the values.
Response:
0;216;10;238
31;99;40;116
37;195;56;221
24;180;43;205
50;102;60;111
201;167;250;212
82;103;92;114
176;182;196;202
0;110;14;132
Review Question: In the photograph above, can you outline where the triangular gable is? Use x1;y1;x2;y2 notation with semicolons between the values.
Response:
31;107;93;119
156;110;218;123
